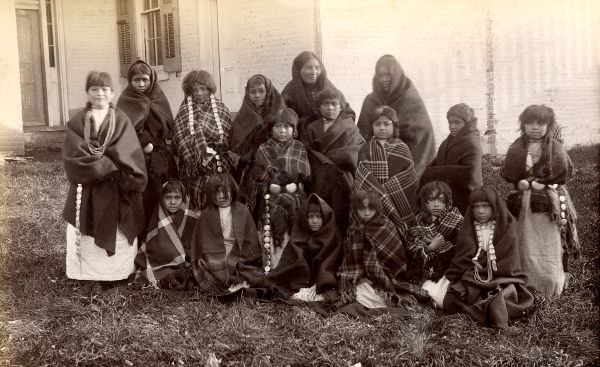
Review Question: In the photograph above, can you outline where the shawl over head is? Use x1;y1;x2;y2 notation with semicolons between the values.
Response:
266;193;342;298
354;138;418;236
190;202;264;294
134;186;198;284
230;74;284;155
357;55;435;178
116;60;174;141
281;51;355;140
62;106;147;255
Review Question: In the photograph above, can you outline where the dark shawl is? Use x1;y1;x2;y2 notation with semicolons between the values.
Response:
354;138;418;236
230;74;283;156
281;51;355;141
305;113;365;232
62;106;147;255
190;202;264;295
357;55;435;178
443;187;533;328
266;193;342;300
421;124;483;214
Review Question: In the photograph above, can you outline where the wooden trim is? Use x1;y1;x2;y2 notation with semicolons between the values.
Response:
15;0;39;10
314;0;322;61
54;0;69;123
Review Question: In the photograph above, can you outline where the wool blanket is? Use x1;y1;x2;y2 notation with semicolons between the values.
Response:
338;213;431;305
190;202;264;295
62;106;147;255
356;55;435;178
281;51;355;141
134;199;198;287
354;138;418;235
266;194;342;300
305;114;365;233
443;187;533;328
421;127;482;214
254;138;311;183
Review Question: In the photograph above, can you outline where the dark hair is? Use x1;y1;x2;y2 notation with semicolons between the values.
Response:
129;62;152;78
204;174;239;207
85;71;112;91
469;186;497;218
518;105;556;135
182;70;216;96
351;190;382;214
246;74;267;89
162;180;186;199
418;181;453;208
315;87;343;108
366;105;400;139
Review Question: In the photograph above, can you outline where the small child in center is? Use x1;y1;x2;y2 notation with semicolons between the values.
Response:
407;181;463;284
190;174;264;295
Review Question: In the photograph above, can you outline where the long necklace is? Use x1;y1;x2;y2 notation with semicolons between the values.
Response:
472;221;497;282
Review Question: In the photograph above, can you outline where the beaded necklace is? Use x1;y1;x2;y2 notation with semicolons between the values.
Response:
187;94;225;171
472;220;497;282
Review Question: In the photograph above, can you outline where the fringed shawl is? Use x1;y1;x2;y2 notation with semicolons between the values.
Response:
190;202;264;295
356;55;435;178
281;51;355;140
254;138;311;182
354;138;418;236
266;193;342;298
62;106;147;255
172;96;233;178
116;60;174;147
338;213;430;303
134;196;198;285
230;75;283;156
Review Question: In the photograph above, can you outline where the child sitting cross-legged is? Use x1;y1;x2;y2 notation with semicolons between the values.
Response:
337;191;430;309
190;174;264;295
407;181;463;284
133;180;198;290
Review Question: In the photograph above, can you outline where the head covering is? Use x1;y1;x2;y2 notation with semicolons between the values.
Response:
292;51;327;88
307;201;321;214
86;71;112;91
447;103;478;130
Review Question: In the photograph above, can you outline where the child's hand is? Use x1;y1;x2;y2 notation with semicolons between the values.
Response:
426;234;444;253
143;143;153;153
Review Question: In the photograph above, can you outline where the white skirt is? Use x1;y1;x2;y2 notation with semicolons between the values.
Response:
66;223;137;281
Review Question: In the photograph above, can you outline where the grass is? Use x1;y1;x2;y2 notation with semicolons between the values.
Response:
0;144;598;367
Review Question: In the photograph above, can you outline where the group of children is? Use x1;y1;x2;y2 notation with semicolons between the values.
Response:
62;54;579;329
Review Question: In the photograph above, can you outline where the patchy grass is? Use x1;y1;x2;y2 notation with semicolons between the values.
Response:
0;145;598;367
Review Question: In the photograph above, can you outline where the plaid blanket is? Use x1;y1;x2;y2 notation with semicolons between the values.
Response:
408;207;464;254
254;138;311;182
338;213;430;304
354;138;418;235
172;96;234;208
134;199;198;287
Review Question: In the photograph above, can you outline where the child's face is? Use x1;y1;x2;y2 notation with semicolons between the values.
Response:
448;117;466;137
248;83;267;108
300;58;321;84
192;83;210;103
163;191;183;214
272;122;294;142
87;86;114;109
307;211;323;232
472;201;493;223
523;120;548;140
425;193;447;217
373;116;394;140
131;73;151;93
319;98;341;121
377;65;392;92
357;199;377;223
214;188;232;208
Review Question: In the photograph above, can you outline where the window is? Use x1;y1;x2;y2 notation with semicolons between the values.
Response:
117;0;181;76
46;0;56;67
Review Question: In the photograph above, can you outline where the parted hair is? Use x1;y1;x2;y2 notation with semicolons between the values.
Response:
162;180;187;199
85;71;112;91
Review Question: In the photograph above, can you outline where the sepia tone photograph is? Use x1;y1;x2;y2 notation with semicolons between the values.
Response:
0;0;598;365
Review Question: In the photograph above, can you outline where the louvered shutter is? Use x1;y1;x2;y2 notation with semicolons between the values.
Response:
117;0;136;76
160;0;181;72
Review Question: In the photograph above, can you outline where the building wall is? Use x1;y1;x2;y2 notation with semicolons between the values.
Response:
0;0;25;155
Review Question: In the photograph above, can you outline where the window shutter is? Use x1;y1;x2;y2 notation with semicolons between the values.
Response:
160;0;181;72
117;0;136;77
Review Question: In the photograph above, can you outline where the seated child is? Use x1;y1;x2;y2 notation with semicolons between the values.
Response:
427;187;534;328
502;105;579;297
304;87;365;233
407;181;463;284
354;105;418;237
134;180;198;289
338;191;430;309
190;174;264;295
421;103;483;214
265;193;342;302
116;60;178;223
